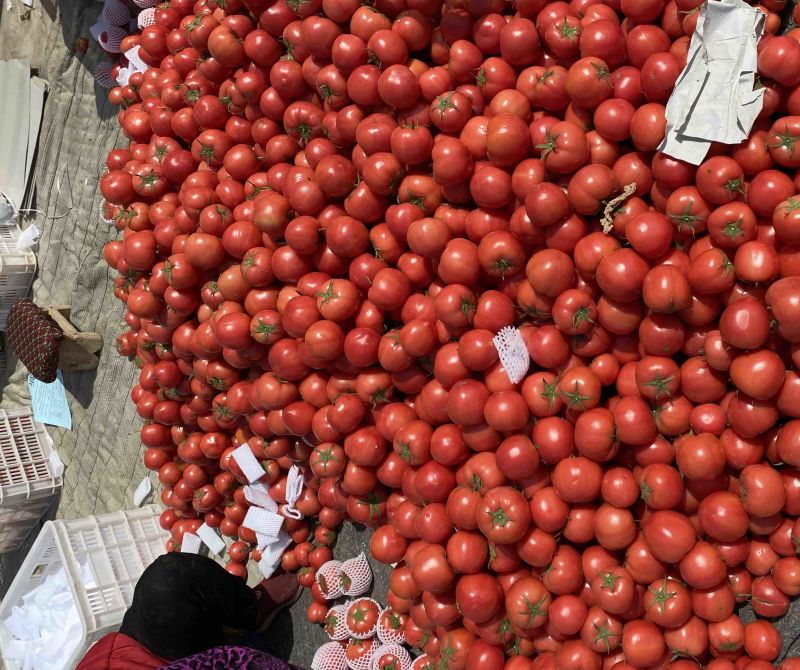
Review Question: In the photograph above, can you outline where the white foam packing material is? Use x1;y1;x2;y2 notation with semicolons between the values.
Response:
181;532;201;554
0;568;84;670
257;529;292;579
492;326;530;384
282;464;305;519
244;481;279;512
231;444;266;483
243;506;284;538
196;523;226;555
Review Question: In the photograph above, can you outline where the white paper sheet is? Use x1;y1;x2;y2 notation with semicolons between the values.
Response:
660;0;765;164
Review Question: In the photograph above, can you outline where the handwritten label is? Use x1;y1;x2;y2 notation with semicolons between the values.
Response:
27;372;71;429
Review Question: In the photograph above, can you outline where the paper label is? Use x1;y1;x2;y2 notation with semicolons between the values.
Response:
181;533;201;554
28;372;72;430
196;523;226;555
132;477;151;506
231;444;265;483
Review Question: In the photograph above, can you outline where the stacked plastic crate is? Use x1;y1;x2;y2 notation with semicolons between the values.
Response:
0;407;63;553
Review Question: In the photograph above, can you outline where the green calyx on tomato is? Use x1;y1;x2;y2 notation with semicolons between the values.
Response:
648;578;678;615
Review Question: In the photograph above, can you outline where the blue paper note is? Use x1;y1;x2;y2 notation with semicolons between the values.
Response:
27;371;72;430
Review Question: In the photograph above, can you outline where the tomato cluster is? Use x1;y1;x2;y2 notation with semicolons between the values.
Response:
100;0;800;667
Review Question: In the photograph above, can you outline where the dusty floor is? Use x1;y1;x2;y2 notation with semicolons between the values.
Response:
0;0;798;667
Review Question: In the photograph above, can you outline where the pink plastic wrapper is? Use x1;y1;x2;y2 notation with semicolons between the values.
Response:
317;560;344;600
345;638;377;670
376;610;406;646
94;62;116;89
102;0;131;27
312;642;348;670
344;598;381;640
98;25;127;53
340;552;372;596
370;644;411;670
324;604;350;641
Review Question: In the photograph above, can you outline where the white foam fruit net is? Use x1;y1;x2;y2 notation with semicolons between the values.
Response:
312;642;348;670
94;62;117;89
371;644;411;670
102;0;131;26
376;610;406;645
492;326;530;384
344;597;381;639
324;604;351;641
99;25;127;53
345;639;377;670
317;560;344;600
133;0;160;7
138;8;157;28
341;552;372;596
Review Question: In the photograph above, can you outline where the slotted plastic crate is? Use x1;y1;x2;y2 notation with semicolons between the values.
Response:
0;222;37;330
0;505;169;670
0;407;61;553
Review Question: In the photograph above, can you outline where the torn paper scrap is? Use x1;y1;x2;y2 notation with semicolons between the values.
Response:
659;0;765;165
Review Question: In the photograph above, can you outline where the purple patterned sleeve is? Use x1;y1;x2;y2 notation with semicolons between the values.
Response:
157;645;305;670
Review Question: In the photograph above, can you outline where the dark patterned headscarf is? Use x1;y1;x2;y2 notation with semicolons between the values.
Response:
157;646;305;670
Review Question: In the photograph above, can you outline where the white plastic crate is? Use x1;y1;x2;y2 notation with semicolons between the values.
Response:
0;505;169;670
0;407;61;504
0;222;37;330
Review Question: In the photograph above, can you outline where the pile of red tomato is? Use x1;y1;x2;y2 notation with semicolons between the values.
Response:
99;0;800;667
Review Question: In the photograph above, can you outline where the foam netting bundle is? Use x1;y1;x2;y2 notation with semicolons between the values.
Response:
102;0;131;26
492;326;531;384
344;598;381;640
98;24;127;53
312;642;348;670
345;640;377;670
133;0;160;7
94;61;117;89
370;644;412;670
137;8;157;29
340;552;372;596
376;610;406;645
317;560;344;600
324;604;350;641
